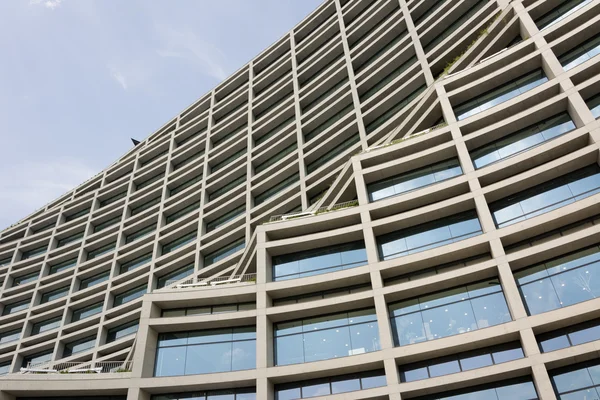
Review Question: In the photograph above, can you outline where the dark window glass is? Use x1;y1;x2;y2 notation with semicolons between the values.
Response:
125;224;156;244
106;320;139;343
99;191;127;207
365;85;425;134
72;302;103;322
136;173;164;191
130;196;161;216
157;263;195;289
587;94;600;119
154;327;256;377
0;257;12;267
80;271;110;290
57;231;84;247
119;253;153;274
113;285;146;307
550;359;600;400
206;205;245;233
12;271;39;287
0;361;10;375
535;0;592;30
354;30;406;73
454;69;548;121
377;210;482;261
302;78;348;114
389;279;511;346
31;317;62;335
41;286;69;303
254;173;299;206
272;283;371;306
0;328;21;344
2;299;30;316
49;258;77;275
64;207;90;222
304;105;353;143
170;175;202;196
151;388;256;400
306;134;359;174
63;335;96;357
559;31;600;70
414;0;447;27
516;244;600;315
360;56;417;102
204;239;245;266
274;309;380;366
21;246;47;260
173;150;204;170
255;117;294;146
368;158;462;202
166;201;200;225
93;216;121;233
87;242;116;260
162;303;256;317
213;124;246;149
211;149;247;174
209;175;246;202
272;240;367;281
162;232;197;254
255;144;297;174
471;113;575;169
140;149;168;167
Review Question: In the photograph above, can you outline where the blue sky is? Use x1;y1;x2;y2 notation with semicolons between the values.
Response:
0;0;321;230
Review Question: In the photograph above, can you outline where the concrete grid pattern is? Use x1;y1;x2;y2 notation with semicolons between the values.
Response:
0;0;600;399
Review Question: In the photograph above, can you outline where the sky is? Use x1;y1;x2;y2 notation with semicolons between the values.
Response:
0;0;322;230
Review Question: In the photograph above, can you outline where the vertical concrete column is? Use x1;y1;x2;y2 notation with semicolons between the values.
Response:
532;364;558;400
257;375;274;400
519;328;541;357
127;388;150;400
132;300;159;378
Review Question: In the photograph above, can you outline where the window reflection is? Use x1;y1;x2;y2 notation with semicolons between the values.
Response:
389;279;511;346
538;317;600;353
151;388;256;400
550;359;600;400
587;94;600;119
516;244;600;315
275;369;385;399
559;31;600;70
535;0;592;30
490;164;600;228
274;309;380;366
411;378;538;400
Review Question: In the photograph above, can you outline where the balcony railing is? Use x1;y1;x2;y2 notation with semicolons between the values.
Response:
268;200;359;223
167;273;257;289
20;361;132;374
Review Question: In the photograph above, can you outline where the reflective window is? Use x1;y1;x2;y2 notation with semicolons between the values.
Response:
275;369;386;399
113;284;146;307
80;271;110;290
274;308;380;366
0;361;10;375
368;158;462;202
254;173;299;206
157;263;195;289
550;359;600;400
31;317;62;335
204;238;245;266
166;201;200;225
209;175;246;202
377;210;482;261
490;165;600;228
471;113;575;169
106;320;139;343
119;253;153;274
206;205;245;233
307;134;359;174
57;231;84;247
538;317;600;353
400;342;523;382
423;0;487;53
559;32;600;70
87;242;116;260
41;286;69;303
411;378;538;400
587;94;600;119
49;258;77;275
63;335;96;357
21;246;47;260
22;351;53;368
304;105;353;143
272;240;367;281
130;196;161;216
72;302;103;323
2;299;30;316
365;85;425;134
154;327;256;377
454;69;548;121
12;271;39;287
93;216;121;233
535;0;592;30
151;388;256;400
389;279;511;346
125;224;156;244
0;257;12;267
162;302;256;318
515;244;600;315
64;207;90;222
273;284;371;306
162;231;197;254
0;328;21;344
99;191;127;207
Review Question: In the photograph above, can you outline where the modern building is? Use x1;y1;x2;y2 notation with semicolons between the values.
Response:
0;0;599;398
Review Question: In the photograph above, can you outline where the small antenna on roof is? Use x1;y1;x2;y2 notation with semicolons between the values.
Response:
131;138;141;146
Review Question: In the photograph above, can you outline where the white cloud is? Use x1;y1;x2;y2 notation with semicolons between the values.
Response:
29;0;64;10
155;25;228;81
0;159;97;230
109;65;128;90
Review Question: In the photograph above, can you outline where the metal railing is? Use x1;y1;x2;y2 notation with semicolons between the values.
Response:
20;360;132;374
269;200;359;222
166;273;257;289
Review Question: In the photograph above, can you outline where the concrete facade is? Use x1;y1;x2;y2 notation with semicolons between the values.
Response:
1;0;600;398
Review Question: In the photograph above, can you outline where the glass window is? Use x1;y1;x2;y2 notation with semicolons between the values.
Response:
400;342;523;382
170;174;202;196
49;258;77;275
378;210;482;261
306;134;359;174
559;32;600;70
274;308;379;366
535;0;592;30
255;144;297;174
151;388;256;400
0;328;21;344
80;271;110;290
0;361;10;375
211;149;247;174
272;284;371;306
21;246;47;260
136;173;164;191
587;94;600;119
365;85;425;134
125;224;156;244
119;253;153;274
206;205;245;233
93;216;121;233
354;30;406;73
173;150;204;171
2;299;30;316
41;286;69;303
72;302;103;323
304;105;353;143
254;173;299;206
274;370;386;399
22;351;53;368
99;191;127;207
166;201;200;225
87;242;116;260
31;316;62;335
410;378;538;400
368;158;462;202
255;116;294;146
213;124;245;149
390;279;511;346
208;175;246;202
454;69;548;121
157;263;195;289
162;231;197;254
0;256;12;267
63;335;96;357
204;239;245;266
12;271;39;287
360;56;417;102
154;327;256;377
140;149;168;167
490;164;600;228
516;244;600;315
64;207;90;222
57;231;84;247
272;240;368;281
414;1;447;27
161;303;256;317
106;320;139;343
113;285;146;307
471;113;575;169
550;359;600;399
130;196;161;216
